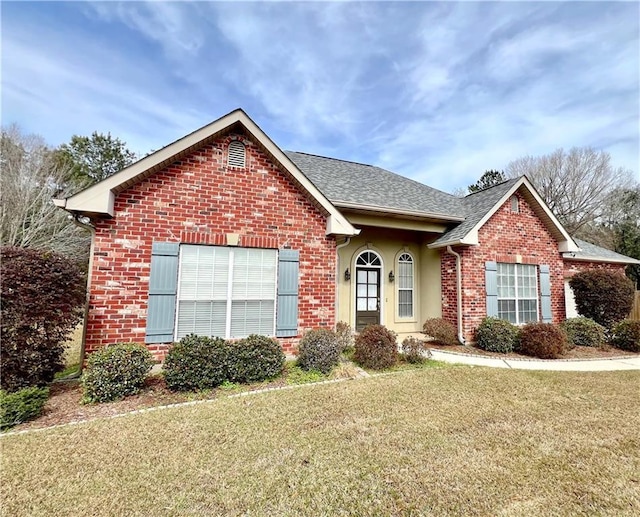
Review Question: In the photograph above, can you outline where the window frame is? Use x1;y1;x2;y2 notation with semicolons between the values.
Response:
496;263;539;325
174;245;278;340
396;252;415;319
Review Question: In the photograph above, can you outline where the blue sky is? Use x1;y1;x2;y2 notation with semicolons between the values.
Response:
2;1;639;192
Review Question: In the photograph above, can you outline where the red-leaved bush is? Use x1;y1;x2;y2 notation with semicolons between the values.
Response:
1;247;85;391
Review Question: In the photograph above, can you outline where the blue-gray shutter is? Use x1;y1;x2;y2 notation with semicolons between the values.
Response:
276;249;299;337
539;265;552;323
145;242;179;343
485;261;498;317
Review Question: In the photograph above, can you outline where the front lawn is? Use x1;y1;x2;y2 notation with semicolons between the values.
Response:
2;368;639;516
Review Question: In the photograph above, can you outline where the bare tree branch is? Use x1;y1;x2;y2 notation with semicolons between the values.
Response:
1;125;89;260
506;147;634;236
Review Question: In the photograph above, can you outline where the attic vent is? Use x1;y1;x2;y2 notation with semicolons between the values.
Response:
228;140;246;168
510;195;519;213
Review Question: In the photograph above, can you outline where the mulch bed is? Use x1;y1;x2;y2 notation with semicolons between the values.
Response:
10;375;292;433
8;345;638;433
427;342;638;360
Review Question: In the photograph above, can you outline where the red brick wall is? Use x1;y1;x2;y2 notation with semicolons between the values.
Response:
87;131;336;360
564;260;627;277
441;191;565;342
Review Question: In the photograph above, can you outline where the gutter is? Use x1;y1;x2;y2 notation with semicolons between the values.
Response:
57;213;96;380
446;246;466;345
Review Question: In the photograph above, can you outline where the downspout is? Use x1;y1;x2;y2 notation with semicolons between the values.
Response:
57;214;96;380
335;237;352;328
446;246;466;345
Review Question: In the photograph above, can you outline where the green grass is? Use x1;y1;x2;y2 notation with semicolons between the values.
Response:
3;368;639;516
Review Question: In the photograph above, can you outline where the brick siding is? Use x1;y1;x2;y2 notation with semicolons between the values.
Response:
87;131;336;360
441;191;565;342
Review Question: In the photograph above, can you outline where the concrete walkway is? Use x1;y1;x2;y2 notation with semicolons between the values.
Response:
429;349;640;371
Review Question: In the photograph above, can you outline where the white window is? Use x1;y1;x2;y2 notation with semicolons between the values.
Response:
228;140;246;168
176;245;277;339
397;253;414;318
497;263;538;324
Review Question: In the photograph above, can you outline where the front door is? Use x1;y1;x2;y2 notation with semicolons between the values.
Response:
356;267;380;331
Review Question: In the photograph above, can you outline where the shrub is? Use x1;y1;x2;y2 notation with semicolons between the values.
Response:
610;320;640;352
297;328;341;374
401;337;432;364
1;246;85;392
163;335;231;391
0;386;49;430
422;318;459;346
81;343;154;403
518;323;568;359
569;270;634;329
353;325;398;370
335;321;354;353
228;335;285;383
561;317;606;348
475;318;519;353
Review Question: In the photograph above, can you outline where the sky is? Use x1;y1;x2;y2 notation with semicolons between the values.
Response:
2;1;639;193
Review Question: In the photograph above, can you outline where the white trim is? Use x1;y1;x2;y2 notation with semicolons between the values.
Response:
55;109;358;237
335;201;464;222
496;263;539;325
563;254;640;265
396;251;415;320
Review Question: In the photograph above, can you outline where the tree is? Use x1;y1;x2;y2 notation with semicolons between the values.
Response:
602;186;640;286
0;125;89;258
1;246;85;391
55;131;137;186
506;147;633;236
468;170;506;193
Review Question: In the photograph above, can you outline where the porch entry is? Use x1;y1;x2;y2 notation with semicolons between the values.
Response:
355;251;382;331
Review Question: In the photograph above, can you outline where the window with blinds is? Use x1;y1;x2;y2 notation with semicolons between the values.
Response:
176;245;277;339
397;253;414;318
497;263;538;324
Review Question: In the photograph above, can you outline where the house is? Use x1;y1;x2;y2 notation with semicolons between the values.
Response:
54;109;640;359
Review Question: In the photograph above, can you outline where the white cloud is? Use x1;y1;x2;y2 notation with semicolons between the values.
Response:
1;1;637;193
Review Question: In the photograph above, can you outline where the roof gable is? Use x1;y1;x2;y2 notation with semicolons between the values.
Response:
54;109;358;237
430;177;581;252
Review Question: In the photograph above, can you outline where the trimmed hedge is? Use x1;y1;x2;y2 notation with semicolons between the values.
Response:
297;328;341;374
228;335;285;383
569;270;634;329
81;343;154;403
475;318;519;354
163;335;231;391
422;318;459;346
561;317;606;348
518;323;568;359
0;386;49;430
354;324;398;370
610;320;640;352
401;337;432;364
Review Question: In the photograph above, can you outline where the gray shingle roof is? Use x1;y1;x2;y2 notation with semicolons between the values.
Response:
284;151;639;265
432;179;521;245
285;151;464;218
568;239;640;264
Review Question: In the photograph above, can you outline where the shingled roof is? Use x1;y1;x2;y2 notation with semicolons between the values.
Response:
285;151;464;220
432;178;521;246
566;239;640;265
